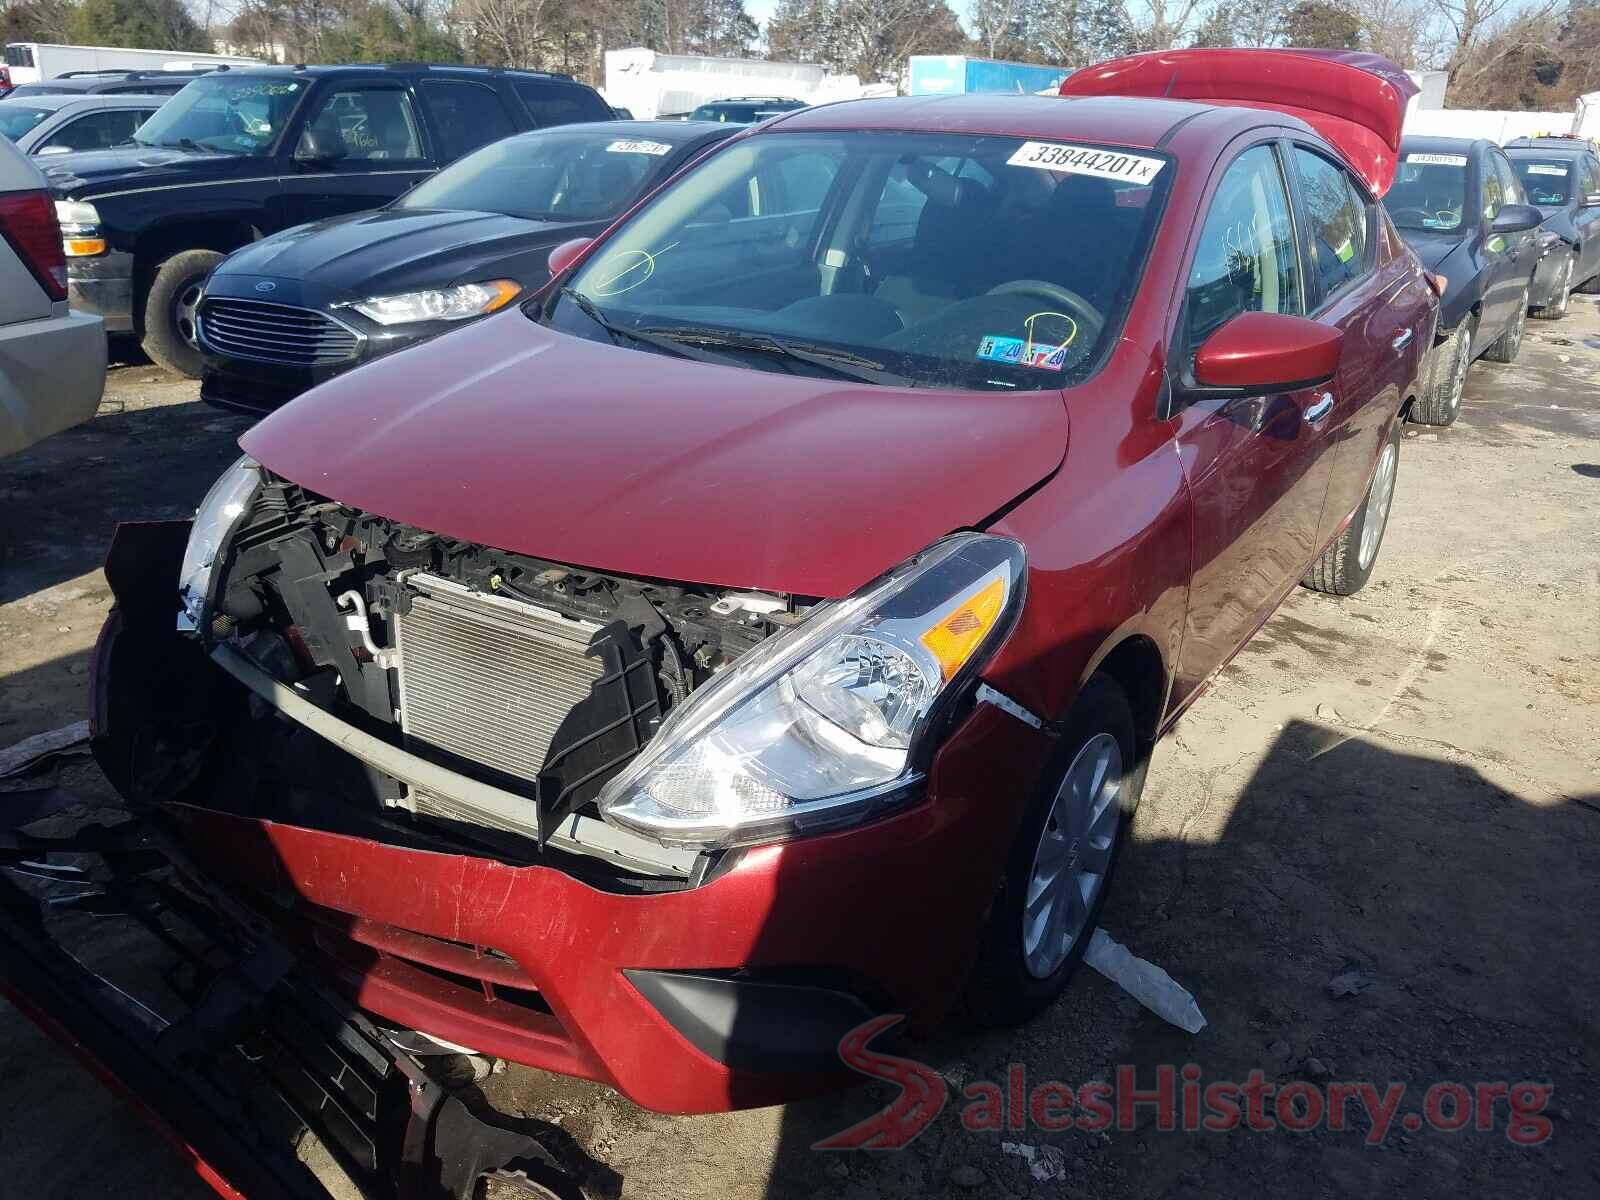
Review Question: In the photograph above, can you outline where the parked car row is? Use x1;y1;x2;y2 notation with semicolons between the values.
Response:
1384;131;1600;426
81;48;1446;1117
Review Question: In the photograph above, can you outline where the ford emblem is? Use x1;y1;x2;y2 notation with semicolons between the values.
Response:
255;280;277;293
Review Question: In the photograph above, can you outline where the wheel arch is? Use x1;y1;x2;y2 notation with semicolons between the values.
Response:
1087;634;1167;753
131;219;260;332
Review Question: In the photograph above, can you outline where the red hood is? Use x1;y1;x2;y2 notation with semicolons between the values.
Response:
1061;49;1419;196
240;311;1068;598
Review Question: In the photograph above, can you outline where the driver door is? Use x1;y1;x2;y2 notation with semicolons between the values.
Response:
1169;140;1339;707
274;83;435;229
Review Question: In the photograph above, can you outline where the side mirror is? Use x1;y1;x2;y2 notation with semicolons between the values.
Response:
1192;311;1344;393
293;128;344;164
1489;203;1542;234
1583;192;1600;209
547;236;593;278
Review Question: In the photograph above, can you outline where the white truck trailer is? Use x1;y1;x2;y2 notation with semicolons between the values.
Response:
2;43;259;86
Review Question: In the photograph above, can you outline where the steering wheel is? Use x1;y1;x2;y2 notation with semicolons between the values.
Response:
1387;206;1433;225
986;279;1104;345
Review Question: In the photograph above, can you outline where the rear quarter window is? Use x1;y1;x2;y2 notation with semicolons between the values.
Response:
513;81;608;128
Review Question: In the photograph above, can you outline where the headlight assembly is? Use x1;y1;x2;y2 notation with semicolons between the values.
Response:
347;279;520;326
55;199;105;257
177;455;262;633
598;533;1026;849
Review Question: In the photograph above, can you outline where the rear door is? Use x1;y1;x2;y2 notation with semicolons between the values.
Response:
1171;138;1338;700
1288;142;1413;549
275;80;435;227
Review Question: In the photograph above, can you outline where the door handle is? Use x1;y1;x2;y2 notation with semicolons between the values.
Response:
1303;392;1334;427
1392;329;1414;353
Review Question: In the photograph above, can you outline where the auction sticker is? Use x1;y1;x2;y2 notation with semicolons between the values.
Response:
1007;142;1165;184
1406;153;1468;166
977;335;1068;371
1527;164;1569;175
607;139;673;156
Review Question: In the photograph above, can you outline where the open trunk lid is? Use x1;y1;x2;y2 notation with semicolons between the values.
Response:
1059;49;1419;196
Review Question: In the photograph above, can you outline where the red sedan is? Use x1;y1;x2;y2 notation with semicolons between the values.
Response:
88;49;1436;1116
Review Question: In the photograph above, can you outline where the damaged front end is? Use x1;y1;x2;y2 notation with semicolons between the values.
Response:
114;458;803;883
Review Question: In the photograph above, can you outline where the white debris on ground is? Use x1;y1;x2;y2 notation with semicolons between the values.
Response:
1001;1141;1068;1181
1083;928;1208;1033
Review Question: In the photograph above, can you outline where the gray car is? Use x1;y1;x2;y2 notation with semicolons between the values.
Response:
0;93;166;157
0;135;105;456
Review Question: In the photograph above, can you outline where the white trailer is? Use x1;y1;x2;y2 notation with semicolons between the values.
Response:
602;48;886;121
2;43;260;86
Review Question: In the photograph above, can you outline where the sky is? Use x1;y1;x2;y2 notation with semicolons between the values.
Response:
747;0;778;27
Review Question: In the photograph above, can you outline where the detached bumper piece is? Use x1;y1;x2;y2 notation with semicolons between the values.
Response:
0;790;589;1200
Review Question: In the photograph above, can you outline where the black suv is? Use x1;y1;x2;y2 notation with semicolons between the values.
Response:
42;63;611;375
686;96;808;124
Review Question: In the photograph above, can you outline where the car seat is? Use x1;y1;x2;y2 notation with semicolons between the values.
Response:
875;169;1000;325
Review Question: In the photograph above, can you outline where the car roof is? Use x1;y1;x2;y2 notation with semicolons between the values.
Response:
1400;134;1489;156
765;93;1223;151
1;92;165;111
220;63;583;83
1504;141;1589;158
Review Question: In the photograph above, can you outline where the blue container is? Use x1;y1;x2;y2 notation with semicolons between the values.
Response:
907;55;1070;97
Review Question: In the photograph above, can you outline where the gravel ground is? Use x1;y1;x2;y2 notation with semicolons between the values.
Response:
1;298;1597;1199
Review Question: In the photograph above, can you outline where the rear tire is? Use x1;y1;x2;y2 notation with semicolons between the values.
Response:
141;249;223;378
1480;289;1528;363
1409;313;1474;427
965;673;1140;1027
1303;421;1400;596
1532;251;1573;320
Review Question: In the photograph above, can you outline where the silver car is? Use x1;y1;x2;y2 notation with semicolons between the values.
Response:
0;93;166;156
0;135;105;456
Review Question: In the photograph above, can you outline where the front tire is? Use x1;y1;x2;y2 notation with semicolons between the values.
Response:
1532;251;1573;320
1480;289;1528;363
1410;313;1474;427
141;249;223;378
965;673;1138;1026
1303;421;1400;596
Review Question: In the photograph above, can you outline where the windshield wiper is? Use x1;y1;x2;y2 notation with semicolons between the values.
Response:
157;137;220;154
560;289;745;365
638;325;918;387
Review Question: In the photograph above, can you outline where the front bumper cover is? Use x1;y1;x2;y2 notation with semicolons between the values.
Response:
89;521;1054;1115
67;250;134;332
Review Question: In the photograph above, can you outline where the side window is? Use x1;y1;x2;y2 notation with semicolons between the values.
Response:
39;109;148;153
301;87;425;162
1185;144;1302;348
1493;153;1522;206
1481;156;1505;221
1293;147;1371;300
1586;159;1600;198
513;82;608;128
768;150;838;215
420;79;515;161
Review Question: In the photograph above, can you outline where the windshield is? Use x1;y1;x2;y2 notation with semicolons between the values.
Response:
6;84;74;98
1386;152;1468;231
134;74;305;155
0;105;51;140
403;132;676;222
543;131;1171;391
1512;158;1573;207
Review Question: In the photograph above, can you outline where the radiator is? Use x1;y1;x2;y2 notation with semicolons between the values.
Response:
394;574;604;807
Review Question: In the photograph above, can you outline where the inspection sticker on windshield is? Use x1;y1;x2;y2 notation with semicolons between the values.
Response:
977;335;1068;371
607;139;673;156
1007;142;1165;184
1406;153;1468;166
1527;164;1569;175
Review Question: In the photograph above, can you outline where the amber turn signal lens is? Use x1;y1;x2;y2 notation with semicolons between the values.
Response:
63;237;106;257
919;576;1007;680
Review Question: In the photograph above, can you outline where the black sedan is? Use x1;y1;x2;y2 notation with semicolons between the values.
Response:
1504;134;1600;320
197;120;738;415
1384;135;1543;426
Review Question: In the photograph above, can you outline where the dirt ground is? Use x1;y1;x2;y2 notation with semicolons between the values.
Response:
2;299;1597;1199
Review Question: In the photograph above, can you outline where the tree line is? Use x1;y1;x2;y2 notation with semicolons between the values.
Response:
3;0;1595;109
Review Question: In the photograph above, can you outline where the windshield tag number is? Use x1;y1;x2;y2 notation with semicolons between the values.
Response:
1526;164;1568;176
1405;153;1468;167
607;139;673;156
1007;142;1165;184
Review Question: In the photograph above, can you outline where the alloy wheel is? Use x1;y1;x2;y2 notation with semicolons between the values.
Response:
1447;323;1472;413
1358;440;1398;571
1553;258;1572;317
1510;295;1527;353
1022;732;1122;979
174;280;204;348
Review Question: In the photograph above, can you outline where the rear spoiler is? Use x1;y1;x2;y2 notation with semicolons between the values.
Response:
1060;49;1419;196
